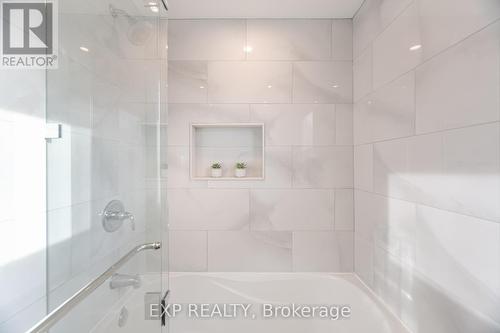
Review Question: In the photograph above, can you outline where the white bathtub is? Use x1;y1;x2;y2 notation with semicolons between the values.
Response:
91;273;410;333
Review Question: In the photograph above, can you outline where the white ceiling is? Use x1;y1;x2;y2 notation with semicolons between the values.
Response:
166;0;365;19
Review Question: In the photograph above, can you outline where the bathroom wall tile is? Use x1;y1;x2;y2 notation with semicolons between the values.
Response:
167;146;208;189
353;0;413;59
0;70;45;121
332;19;353;61
335;189;354;231
250;189;334;231
247;19;331;60
354;72;415;144
441;124;500;222
169;20;246;60
208;231;292;271
372;3;423;89
168;104;250;146
373;139;415;201
354;232;374;287
207;147;292;189
168;189;249;230
408;124;500;222
292;146;353;188
250;104;336;146
169;231;207;271
47;207;73;291
335;104;353;145
417;0;500;61
353;47;372;102
168;61;208;103
416;205;500;318
354;144;373;192
293;61;353;104
416;22;500;134
208;62;292;103
293;231;354;272
355;191;416;261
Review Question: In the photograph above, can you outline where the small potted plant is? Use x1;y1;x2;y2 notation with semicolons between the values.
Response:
211;162;222;178
235;162;247;178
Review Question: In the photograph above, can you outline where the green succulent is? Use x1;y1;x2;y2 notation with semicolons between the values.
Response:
236;162;247;169
211;162;222;169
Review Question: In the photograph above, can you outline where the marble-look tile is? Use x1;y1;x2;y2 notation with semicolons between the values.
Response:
335;189;354;231
208;62;292;103
373;139;415;201
354;232;374;287
416;205;500;320
168;104;250;145
417;0;500;61
168;189;249;230
335;104;353;145
354;144;374;192
168;146;208;189
293;231;354;272
442;124;500;222
169;20;246;60
250;104;336;146
0;297;46;333
246;19;331;60
293;61;353;104
168;61;208;103
408;124;500;222
353;47;372;102
207;147;292;189
208;231;292;271
250;189;334;231
353;0;413;59
332;19;353;61
416;22;500;134
169;231;207;271
0;70;45;121
355;191;416;261
354;72;415;144
372;3;423;89
292;146;353;188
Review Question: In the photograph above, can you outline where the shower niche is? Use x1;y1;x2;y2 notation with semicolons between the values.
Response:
190;123;265;180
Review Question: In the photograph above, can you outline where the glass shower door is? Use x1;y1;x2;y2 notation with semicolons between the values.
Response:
44;1;167;332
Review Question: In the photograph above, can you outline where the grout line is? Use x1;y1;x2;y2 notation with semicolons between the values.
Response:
354;188;500;225
352;120;500;147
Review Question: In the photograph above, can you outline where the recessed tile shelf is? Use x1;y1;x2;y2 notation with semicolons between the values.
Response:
190;123;265;180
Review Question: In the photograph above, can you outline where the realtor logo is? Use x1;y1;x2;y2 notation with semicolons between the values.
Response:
1;0;58;68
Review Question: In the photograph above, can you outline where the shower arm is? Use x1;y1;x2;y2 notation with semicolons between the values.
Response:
26;242;162;333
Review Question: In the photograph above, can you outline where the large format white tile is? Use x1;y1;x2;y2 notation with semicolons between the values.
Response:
416;205;500;320
167;146;208;188
168;104;250;145
168;189;249;230
208;231;292;271
417;0;500;61
250;104;336;146
353;0;413;59
247;19;331;60
169;20;246;60
354;72;415;144
292;146;353;188
408;124;500;222
332;19;353;61
373;139;415;201
335;104;353;145
372;3;423;89
208;62;292;103
293;62;353;104
354;144;374;192
169;231;207;271
168;61;208;103
293;231;354;272
416;22;500;134
335;189;354;231
250;189;334;231
353;47;372;102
